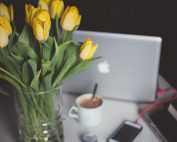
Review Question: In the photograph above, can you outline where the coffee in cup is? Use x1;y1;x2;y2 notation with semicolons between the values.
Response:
77;95;102;108
69;94;103;127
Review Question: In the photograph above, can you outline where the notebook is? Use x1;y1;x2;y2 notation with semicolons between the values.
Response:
63;31;162;102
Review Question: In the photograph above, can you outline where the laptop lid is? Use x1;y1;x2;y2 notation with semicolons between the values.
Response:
63;31;162;102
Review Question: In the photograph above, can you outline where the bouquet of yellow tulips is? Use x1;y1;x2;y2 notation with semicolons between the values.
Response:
0;1;98;142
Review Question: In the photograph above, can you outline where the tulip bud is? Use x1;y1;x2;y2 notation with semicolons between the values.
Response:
25;4;40;25
0;16;12;36
49;0;64;19
32;9;51;41
80;38;98;60
0;3;14;23
0;26;8;48
0;16;12;48
38;0;49;11
60;6;81;31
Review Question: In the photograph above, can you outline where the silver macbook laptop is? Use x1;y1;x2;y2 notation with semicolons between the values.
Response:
63;31;162;102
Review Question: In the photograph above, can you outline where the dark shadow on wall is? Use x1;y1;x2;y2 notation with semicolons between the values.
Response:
1;0;177;87
64;0;177;88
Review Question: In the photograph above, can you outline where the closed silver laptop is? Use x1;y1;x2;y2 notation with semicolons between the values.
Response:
63;31;162;102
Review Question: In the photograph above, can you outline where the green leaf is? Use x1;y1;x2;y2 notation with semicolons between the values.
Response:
12;42;28;57
17;94;29;119
62;31;73;42
41;60;51;76
52;43;78;87
8;31;17;52
40;41;52;61
22;61;33;85
28;47;39;61
30;70;41;91
27;59;37;76
40;71;53;91
18;24;36;49
51;39;72;70
62;26;78;42
0;50;21;78
55;17;62;44
10;53;24;63
47;36;54;49
64;57;101;81
0;67;26;92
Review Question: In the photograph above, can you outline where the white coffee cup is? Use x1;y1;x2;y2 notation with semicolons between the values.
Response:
68;93;103;127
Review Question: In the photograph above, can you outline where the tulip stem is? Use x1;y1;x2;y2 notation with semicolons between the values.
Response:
62;31;67;42
39;42;43;59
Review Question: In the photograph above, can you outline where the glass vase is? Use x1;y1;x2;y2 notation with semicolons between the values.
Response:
14;86;64;142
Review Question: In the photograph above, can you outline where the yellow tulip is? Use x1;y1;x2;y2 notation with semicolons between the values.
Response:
46;0;52;5
49;0;64;19
32;9;51;41
38;0;49;11
25;4;40;25
60;6;81;31
80;38;98;60
0;16;12;48
0;16;12;36
0;2;14;23
0;26;8;48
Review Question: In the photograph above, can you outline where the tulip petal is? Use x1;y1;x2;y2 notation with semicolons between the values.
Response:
80;38;93;51
32;9;51;41
80;38;98;60
87;44;98;59
38;0;48;11
56;0;64;18
0;26;8;48
61;12;75;31
33;21;45;41
0;16;12;36
0;2;10;22
80;44;92;60
50;0;64;19
60;6;81;31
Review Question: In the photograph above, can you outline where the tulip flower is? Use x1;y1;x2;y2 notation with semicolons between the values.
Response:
32;9;51;41
80;38;98;60
44;0;51;5
0;3;14;23
49;0;64;19
0;16;12;36
25;4;40;25
38;0;49;11
0;16;12;48
60;6;81;31
0;26;8;48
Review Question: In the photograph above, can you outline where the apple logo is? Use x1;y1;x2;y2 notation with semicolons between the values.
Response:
98;60;110;74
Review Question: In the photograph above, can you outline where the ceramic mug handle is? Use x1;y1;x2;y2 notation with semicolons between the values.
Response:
68;106;79;119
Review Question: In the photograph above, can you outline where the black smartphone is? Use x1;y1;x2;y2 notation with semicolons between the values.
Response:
108;121;143;142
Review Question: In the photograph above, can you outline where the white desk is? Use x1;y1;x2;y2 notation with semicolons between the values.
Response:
63;93;159;142
0;76;175;142
62;75;174;142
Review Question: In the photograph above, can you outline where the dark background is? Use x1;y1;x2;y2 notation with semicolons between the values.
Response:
1;0;177;87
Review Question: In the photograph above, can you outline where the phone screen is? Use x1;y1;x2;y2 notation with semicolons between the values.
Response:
112;122;142;142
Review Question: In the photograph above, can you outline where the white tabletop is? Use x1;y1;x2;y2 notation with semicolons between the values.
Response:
62;75;175;142
62;93;159;142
